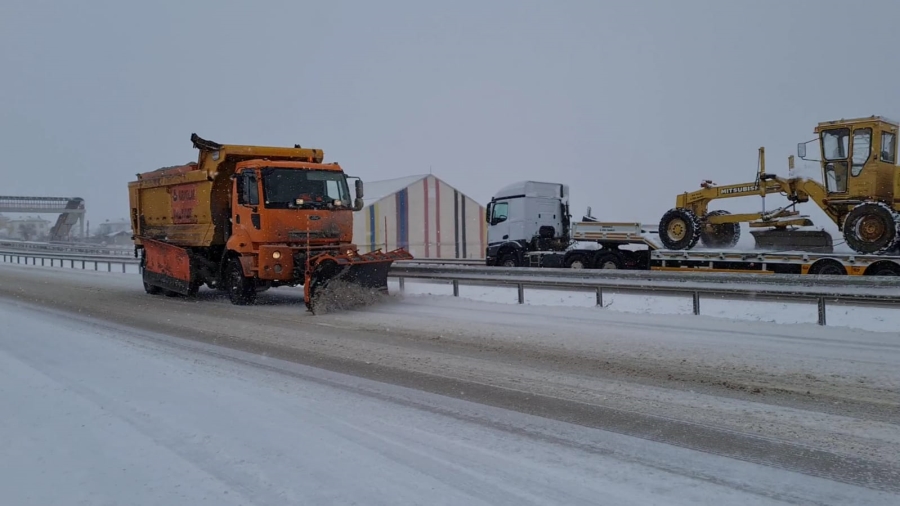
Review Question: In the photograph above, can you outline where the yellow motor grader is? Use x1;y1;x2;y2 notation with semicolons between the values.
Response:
658;115;900;255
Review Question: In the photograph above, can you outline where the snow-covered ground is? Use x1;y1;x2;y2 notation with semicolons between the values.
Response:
5;300;894;505
387;278;900;333
2;256;898;333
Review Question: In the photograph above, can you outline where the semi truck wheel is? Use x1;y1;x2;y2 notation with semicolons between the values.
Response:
593;252;623;269
842;202;900;254
499;253;519;267
658;208;701;250
566;254;589;269
226;257;257;305
700;210;741;248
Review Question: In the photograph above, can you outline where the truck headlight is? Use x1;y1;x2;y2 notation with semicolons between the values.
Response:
272;251;282;259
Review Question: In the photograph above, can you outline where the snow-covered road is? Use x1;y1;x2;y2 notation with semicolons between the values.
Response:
1;263;899;504
1;300;894;506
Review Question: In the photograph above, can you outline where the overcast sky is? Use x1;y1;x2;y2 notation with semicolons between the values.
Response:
2;0;899;238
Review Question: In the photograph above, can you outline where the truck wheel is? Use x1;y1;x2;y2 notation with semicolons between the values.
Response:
842;202;900;254
187;279;201;297
226;257;256;305
499;253;519;267
594;252;623;269
658;208;701;250
143;281;162;295
700;210;741;248
566;254;589;269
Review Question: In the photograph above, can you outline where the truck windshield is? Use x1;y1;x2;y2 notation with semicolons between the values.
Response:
261;168;351;209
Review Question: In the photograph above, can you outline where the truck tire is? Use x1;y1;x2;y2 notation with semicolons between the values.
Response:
226;257;257;305
700;210;741;248
565;254;589;269
658;208;701;250
593;252;623;269
499;253;520;267
143;281;162;295
842;202;900;254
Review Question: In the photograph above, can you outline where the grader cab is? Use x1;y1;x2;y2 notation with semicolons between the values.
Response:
658;115;900;255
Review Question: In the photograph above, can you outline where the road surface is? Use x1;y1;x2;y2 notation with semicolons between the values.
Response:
1;263;898;504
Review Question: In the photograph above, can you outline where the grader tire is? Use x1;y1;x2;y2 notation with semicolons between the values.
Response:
658;208;701;250
700;210;741;248
843;202;900;255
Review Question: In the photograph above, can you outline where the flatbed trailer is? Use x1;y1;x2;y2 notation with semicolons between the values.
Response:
498;222;900;276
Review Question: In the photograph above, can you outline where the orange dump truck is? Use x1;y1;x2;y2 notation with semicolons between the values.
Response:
128;133;413;311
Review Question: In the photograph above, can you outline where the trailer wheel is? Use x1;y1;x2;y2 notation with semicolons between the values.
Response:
594;252;623;269
658;208;701;250
808;259;846;275
864;261;900;276
226;257;257;305
700;210;741;248
843;202;900;254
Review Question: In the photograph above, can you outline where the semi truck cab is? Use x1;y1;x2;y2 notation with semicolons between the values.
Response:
485;181;571;267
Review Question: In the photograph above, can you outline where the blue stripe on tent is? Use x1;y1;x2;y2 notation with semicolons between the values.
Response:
396;188;409;249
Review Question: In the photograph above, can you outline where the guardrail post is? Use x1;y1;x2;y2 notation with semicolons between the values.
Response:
107;262;111;273
122;263;126;274
398;277;405;292
596;287;603;307
94;261;98;271
452;279;459;297
817;297;826;326
517;284;525;304
692;292;700;315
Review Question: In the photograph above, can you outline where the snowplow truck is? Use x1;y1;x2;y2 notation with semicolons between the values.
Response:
128;133;413;311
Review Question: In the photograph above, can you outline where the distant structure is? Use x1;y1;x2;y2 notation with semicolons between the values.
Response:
352;174;486;259
2;216;51;241
0;196;85;241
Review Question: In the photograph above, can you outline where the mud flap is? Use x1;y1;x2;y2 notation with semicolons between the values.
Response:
304;248;413;313
750;229;834;253
141;237;193;294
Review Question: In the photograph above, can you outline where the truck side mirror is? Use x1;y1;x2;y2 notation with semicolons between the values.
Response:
355;179;364;199
797;143;807;159
353;197;364;211
485;203;493;223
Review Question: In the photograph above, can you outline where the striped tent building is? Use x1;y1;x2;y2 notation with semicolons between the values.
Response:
352;174;486;260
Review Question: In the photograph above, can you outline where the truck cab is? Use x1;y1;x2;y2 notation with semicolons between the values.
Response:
485;180;656;270
485;181;571;266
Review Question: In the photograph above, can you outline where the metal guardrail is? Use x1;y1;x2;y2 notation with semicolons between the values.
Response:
0;241;484;263
1;251;136;273
3;251;900;326
0;240;134;257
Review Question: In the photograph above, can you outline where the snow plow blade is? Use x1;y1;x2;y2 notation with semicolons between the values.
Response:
750;229;834;253
304;248;414;313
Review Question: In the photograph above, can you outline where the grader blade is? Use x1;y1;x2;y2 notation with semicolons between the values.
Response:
304;248;413;314
750;229;834;253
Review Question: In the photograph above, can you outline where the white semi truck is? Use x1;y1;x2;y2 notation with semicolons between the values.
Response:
484;181;900;276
